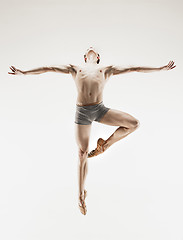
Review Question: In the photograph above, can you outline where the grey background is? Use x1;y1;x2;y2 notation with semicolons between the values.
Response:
0;0;182;239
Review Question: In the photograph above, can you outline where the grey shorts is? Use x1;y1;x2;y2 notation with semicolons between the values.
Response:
75;101;110;125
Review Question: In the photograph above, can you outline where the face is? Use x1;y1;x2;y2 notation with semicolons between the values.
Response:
84;47;99;63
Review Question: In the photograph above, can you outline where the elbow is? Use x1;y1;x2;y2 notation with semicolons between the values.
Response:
45;67;54;72
133;67;140;72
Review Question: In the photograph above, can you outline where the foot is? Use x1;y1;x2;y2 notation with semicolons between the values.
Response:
87;138;109;158
78;190;87;215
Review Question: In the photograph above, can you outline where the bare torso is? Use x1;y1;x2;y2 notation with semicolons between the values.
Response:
71;64;110;106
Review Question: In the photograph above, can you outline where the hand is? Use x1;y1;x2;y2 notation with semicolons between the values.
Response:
161;61;176;71
8;66;24;75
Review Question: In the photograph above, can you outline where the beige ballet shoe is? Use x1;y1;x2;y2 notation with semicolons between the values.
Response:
87;138;108;158
78;190;87;215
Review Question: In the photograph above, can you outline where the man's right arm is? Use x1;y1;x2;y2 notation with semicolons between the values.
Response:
23;67;50;75
23;64;74;75
8;64;77;75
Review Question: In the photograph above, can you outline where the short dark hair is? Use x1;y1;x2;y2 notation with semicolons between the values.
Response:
84;53;100;64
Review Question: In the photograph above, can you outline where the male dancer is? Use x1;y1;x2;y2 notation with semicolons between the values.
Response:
8;47;176;215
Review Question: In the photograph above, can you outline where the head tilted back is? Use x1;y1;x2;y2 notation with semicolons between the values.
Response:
84;53;100;64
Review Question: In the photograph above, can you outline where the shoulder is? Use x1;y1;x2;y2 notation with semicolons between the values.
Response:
68;64;78;71
67;64;79;75
101;65;114;78
102;65;113;71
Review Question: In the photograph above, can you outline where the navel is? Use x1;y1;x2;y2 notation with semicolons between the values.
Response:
100;70;102;72
79;69;82;72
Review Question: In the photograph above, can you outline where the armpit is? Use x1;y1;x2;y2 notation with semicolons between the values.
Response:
104;65;113;78
68;64;78;74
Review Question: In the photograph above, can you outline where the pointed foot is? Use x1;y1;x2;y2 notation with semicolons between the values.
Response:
87;138;108;158
78;190;87;215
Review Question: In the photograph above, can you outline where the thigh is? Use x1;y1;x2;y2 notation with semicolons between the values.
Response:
99;108;139;128
75;123;92;153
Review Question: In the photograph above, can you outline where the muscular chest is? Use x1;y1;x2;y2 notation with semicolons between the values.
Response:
74;67;105;89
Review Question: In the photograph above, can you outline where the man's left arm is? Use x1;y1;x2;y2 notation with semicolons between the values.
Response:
111;60;176;75
134;60;176;73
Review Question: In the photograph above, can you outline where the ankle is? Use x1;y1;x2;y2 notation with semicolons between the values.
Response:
104;140;111;149
79;190;84;197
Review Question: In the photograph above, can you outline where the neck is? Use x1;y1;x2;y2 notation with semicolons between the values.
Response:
86;58;97;64
86;55;97;64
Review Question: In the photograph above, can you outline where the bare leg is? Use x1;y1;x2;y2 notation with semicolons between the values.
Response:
75;123;91;197
104;126;137;150
82;159;88;186
99;108;140;151
78;150;88;195
75;122;91;215
78;150;88;215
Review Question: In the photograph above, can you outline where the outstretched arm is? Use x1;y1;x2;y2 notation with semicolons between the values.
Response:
8;64;76;75
133;60;176;73
107;60;176;76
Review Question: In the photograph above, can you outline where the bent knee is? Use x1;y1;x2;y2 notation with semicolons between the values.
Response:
127;119;140;130
132;119;140;129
